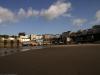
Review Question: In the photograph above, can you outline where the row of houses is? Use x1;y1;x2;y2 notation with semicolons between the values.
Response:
0;25;100;48
41;25;100;45
18;32;62;46
61;25;100;44
0;32;61;48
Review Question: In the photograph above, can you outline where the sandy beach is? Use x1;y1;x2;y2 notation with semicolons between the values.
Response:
0;44;100;75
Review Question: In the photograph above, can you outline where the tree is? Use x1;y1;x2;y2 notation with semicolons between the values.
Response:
18;32;26;37
3;35;9;39
92;25;100;29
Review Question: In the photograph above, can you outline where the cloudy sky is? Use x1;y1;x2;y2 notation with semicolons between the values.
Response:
0;0;100;35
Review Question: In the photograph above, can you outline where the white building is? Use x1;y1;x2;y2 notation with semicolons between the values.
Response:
19;35;30;42
30;34;43;40
30;34;43;45
0;37;15;41
8;37;15;40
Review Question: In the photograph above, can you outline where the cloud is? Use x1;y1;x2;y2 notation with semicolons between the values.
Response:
96;10;100;21
73;18;87;26
17;8;26;18
93;10;100;24
27;8;33;17
17;0;72;20
0;7;16;24
0;7;40;24
40;1;71;20
17;7;39;18
33;10;39;16
89;10;100;25
62;13;72;17
0;0;72;24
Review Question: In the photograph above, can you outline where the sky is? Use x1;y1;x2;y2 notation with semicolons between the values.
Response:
0;0;100;35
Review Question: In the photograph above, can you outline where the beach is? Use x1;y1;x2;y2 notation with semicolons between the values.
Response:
0;44;100;75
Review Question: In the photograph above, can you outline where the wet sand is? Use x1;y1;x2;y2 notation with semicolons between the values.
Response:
0;44;100;75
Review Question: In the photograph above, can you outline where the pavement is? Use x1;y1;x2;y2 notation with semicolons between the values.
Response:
0;44;100;75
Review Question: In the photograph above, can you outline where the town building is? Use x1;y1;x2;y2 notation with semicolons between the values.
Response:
30;34;43;45
19;35;30;43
